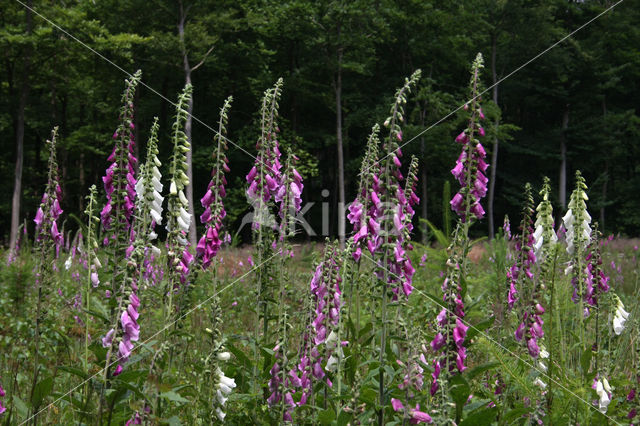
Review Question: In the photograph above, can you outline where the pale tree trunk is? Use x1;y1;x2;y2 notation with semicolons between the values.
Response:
9;0;32;252
559;105;569;210
179;2;197;248
335;23;345;248
488;33;499;240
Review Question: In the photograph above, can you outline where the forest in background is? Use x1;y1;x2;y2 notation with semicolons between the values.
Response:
2;0;640;246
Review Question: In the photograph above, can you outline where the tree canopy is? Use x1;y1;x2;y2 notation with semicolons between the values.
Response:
2;0;640;244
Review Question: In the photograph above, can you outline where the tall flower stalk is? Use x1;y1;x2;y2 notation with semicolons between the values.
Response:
197;96;232;269
246;79;284;399
134;117;164;271
374;69;420;425
195;96;235;422
510;184;542;358
430;54;487;418
562;171;592;349
30;126;63;417
347;124;381;262
98;72;142;405
165;84;194;312
82;184;100;408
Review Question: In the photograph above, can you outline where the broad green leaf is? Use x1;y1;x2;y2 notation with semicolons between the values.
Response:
31;376;54;408
159;391;189;404
318;408;335;425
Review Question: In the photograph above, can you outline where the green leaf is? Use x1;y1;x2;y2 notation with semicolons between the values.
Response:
226;342;252;368
318;408;335;425
449;374;471;421
163;415;182;426
31;376;54;408
460;405;497;425
580;348;593;375
426;220;450;247
503;404;531;422
13;395;28;419
337;409;351;426
159;391;189;404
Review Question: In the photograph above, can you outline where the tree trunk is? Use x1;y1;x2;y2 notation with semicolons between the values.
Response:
559;105;569;210
488;33;499;240
9;0;32;252
179;4;197;248
335;29;345;248
600;98;607;231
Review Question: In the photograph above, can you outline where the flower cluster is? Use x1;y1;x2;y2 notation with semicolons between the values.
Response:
198;97;232;269
533;177;557;260
391;398;433;424
430;241;469;395
134;117;164;257
117;292;141;363
348;124;380;261
267;342;297;422
612;295;629;335
101;71;141;242
166;84;194;287
369;70;420;300
213;366;236;421
34;127;64;255
309;246;342;382
563;172;591;257
450;53;488;221
593;376;612;414
563;172;593;309
383;156;420;299
275;151;304;242
246;79;284;227
507;184;536;309
510;185;543;358
583;229;610;315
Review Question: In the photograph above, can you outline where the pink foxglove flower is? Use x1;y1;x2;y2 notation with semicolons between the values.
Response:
34;127;64;256
101;72;140;241
197;97;232;269
450;54;489;222
246;80;284;231
0;382;6;415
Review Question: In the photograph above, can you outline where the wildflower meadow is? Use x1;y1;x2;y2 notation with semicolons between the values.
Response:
1;53;639;425
2;1;640;425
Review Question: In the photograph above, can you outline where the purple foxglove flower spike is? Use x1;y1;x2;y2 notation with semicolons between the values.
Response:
198;97;233;270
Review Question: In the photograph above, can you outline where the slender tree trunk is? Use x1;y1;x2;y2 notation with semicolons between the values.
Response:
335;39;345;248
488;33;499;240
559;105;569;210
178;5;197;248
600;97;608;231
9;0;32;252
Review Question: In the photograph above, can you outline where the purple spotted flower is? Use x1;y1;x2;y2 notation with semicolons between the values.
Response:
198;97;232;269
100;74;139;241
117;292;140;364
450;55;489;222
34;127;64;256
